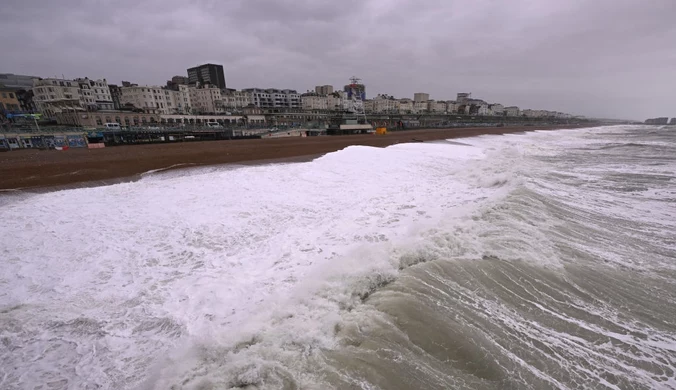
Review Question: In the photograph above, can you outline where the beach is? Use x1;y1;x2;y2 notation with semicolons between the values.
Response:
3;125;675;389
0;125;585;190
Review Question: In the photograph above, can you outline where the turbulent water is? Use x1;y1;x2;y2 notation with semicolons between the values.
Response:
1;125;675;390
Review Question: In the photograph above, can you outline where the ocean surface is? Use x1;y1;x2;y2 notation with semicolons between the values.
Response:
1;125;675;389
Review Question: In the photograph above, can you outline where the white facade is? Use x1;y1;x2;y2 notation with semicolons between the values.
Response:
363;99;375;113
301;94;329;110
373;95;400;113
119;85;191;114
398;99;413;113
428;100;447;113
32;77;113;117
327;92;344;111
504;106;520;117
243;88;301;109
414;100;428;113
488;104;504;116
76;78;113;110
522;109;545;118
190;85;224;114
222;90;252;110
32;78;82;117
446;101;458;114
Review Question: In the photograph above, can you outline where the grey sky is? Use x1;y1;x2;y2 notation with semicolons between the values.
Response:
1;0;674;119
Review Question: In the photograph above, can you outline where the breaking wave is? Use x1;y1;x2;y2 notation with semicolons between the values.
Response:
1;126;675;389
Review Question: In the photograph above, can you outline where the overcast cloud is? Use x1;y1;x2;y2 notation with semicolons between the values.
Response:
1;0;674;119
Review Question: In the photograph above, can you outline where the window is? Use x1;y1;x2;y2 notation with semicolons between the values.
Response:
1;93;6;98
96;117;103;126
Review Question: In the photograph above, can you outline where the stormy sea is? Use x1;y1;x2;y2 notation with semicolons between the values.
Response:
1;125;675;390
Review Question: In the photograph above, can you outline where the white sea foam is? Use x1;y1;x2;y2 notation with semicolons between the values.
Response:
0;138;521;388
2;126;675;389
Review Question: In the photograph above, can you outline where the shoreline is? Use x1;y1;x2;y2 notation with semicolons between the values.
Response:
0;125;593;191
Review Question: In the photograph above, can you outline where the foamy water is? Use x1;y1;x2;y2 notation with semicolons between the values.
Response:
1;126;675;389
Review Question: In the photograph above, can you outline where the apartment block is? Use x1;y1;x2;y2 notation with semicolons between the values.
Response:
372;95;400;113
32;78;83;118
187;63;226;89
301;93;329;110
0;88;21;112
398;98;413;114
488;103;504;116
314;85;334;95
413;92;429;102
428;100;447;113
190;84;224;114
76;78;113;110
504;106;520;117
222;89;252;110
119;84;192;115
413;100;428;113
243;88;301;109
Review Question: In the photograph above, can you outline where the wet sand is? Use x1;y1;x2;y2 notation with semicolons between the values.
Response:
0;126;588;190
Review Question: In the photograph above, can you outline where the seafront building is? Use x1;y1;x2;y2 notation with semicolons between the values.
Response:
118;84;192;114
315;85;333;95
243;88;301;109
0;61;580;126
0;88;21;112
413;93;429;102
30;77;113;118
187;63;226;89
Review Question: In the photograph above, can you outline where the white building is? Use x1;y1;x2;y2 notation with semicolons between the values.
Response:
190;84;224;114
488;103;504;116
32;77;113;117
243;88;301;109
363;99;375;113
428;100;447;113
373;95;400;113
32;78;82;117
222;89;252;111
327;92;344;111
504;106;520;117
414;100;428;113
446;101;458;114
301;93;329;110
76;78;113;110
398;98;413;113
521;109;546;118
119;84;192;115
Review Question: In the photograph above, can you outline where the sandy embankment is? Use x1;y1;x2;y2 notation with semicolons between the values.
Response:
0;126;588;190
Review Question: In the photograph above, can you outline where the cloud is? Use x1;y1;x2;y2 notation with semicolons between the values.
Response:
1;0;674;119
